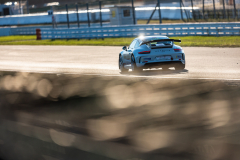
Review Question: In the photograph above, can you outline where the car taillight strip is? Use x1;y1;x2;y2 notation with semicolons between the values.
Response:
138;51;151;54
174;49;182;52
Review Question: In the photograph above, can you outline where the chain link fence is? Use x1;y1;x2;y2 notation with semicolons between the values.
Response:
5;0;240;28
182;0;240;21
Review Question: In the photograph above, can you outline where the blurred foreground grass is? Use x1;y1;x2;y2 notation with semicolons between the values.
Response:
0;71;240;160
0;35;240;47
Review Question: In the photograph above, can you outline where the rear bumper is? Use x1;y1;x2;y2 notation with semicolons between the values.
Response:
141;61;184;69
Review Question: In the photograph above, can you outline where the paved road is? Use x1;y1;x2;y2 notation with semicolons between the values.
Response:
0;45;239;80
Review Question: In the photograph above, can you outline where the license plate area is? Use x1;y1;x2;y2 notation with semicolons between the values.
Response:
143;58;151;61
156;56;171;60
177;55;182;59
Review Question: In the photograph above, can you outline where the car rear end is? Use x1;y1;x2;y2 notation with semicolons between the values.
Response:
135;39;185;69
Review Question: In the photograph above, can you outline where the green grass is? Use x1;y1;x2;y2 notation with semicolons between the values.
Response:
0;35;36;42
0;35;240;47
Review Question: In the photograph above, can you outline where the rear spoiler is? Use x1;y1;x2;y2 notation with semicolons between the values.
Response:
140;39;181;45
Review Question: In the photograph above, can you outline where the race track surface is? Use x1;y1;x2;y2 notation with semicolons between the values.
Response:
0;46;240;160
0;45;240;80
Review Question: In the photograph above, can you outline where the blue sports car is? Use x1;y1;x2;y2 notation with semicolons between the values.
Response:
119;36;185;73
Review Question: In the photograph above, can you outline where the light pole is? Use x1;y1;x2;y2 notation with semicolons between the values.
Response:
158;0;162;24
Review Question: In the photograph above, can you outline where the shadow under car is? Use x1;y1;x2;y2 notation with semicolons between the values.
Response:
121;68;189;76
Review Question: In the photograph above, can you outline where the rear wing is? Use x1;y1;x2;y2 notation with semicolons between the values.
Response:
140;39;181;46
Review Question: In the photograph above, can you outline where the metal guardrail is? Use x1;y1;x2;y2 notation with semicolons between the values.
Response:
10;23;111;36
10;27;37;35
34;22;240;40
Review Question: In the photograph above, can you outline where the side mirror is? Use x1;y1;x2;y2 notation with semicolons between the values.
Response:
122;46;127;51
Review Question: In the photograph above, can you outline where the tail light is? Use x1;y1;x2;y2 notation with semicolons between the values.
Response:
138;51;151;54
174;49;182;52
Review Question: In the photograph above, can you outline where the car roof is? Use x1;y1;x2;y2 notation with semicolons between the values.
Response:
136;36;169;42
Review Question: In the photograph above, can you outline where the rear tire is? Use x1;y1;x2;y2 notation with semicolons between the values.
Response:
175;63;185;70
131;55;142;73
119;56;128;73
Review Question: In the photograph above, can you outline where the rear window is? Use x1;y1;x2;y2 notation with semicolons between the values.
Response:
151;41;173;47
150;41;173;48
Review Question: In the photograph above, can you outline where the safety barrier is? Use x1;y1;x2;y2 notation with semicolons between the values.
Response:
36;22;240;40
0;28;11;36
9;23;111;36
2;22;240;38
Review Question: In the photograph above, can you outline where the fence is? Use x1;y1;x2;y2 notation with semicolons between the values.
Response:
2;0;240;27
32;22;240;40
0;28;11;36
192;9;240;19
9;23;111;35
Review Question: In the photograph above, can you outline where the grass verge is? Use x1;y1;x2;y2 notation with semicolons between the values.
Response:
0;35;240;47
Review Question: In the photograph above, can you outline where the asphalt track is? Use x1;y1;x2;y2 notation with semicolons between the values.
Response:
0;45;240;80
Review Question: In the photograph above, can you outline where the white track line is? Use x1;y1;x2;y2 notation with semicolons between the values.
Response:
86;74;240;81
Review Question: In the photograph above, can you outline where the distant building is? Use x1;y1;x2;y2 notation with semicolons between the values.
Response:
0;2;22;16
109;6;136;26
0;5;9;16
